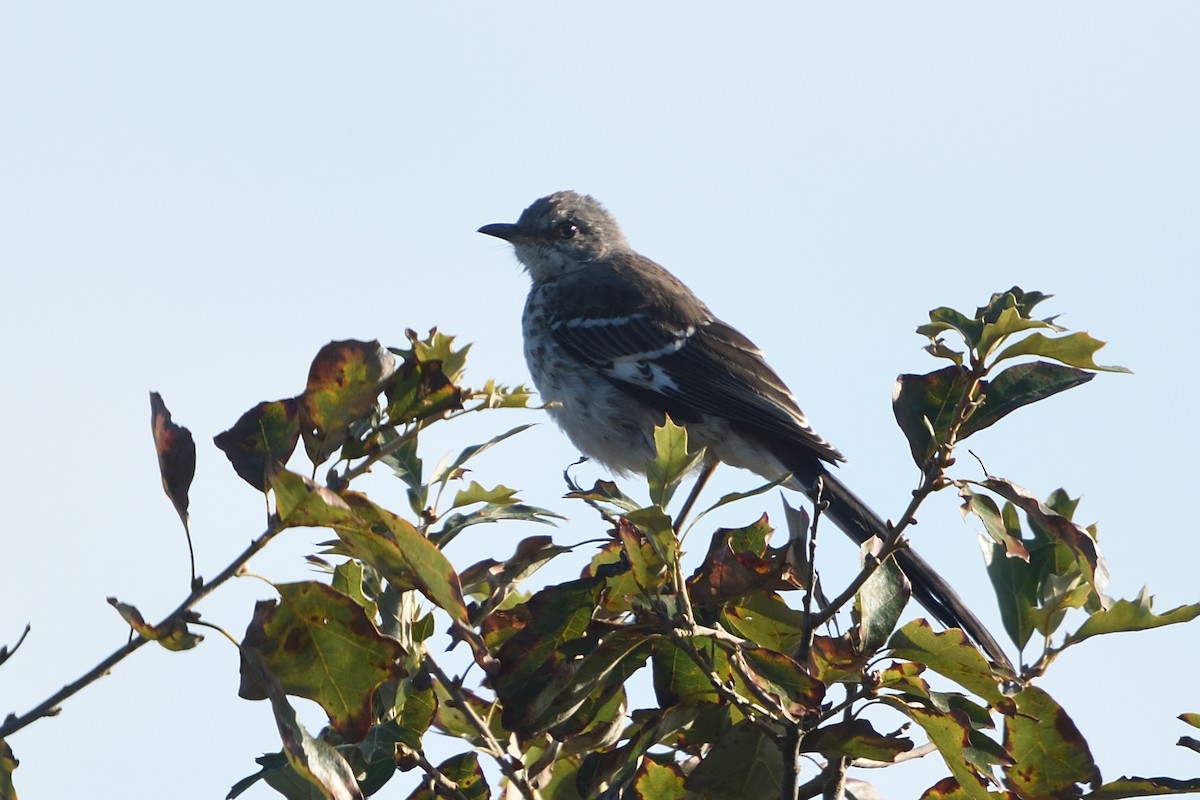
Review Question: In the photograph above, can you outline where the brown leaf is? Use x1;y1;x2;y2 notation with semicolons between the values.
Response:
149;392;196;531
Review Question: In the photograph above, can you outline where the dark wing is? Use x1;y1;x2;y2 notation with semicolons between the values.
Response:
544;256;845;465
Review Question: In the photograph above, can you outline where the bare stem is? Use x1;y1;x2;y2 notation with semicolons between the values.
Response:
424;657;539;800
0;521;282;739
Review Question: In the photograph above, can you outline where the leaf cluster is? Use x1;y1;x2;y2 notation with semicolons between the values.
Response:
2;295;1198;800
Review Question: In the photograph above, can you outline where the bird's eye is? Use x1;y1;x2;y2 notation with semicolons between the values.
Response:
555;220;580;239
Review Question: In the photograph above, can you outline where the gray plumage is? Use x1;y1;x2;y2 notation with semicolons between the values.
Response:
480;191;1011;671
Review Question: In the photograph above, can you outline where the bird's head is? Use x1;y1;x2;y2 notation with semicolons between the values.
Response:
479;191;629;282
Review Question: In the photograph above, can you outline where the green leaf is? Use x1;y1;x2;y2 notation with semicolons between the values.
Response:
1181;713;1200;730
1004;686;1100;798
646;418;706;509
565;478;643;515
801;719;913;762
1066;588;1200;646
624;506;679;567
1;739;18;800
268;470;360;530
492;578;605;726
328;493;471;627
631;758;689;800
239;581;406;742
434;502;562;548
693;473;793;526
976;304;1061;361
449;480;518;509
331;560;377;619
459;535;570;600
394;328;470;384
918;307;985;349
995;331;1131;373
523;630;652;735
719;593;807;655
413;752;487;800
577;707;700;798
428;424;536;488
383;356;463;425
299;339;396;466
149;391;196;533
684;720;784;800
475;378;537;409
879;698;993;800
652;635;727;707
892;366;970;466
962;361;1095;438
1083;777;1200;798
616;517;670;596
857;550;910;655
241;650;364;800
106;598;202;651
888;621;1004;705
214;399;301;492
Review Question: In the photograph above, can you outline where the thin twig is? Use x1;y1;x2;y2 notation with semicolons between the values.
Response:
424;657;540;800
413;750;471;800
0;521;282;738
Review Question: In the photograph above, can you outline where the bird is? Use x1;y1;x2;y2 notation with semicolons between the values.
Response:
479;190;1010;670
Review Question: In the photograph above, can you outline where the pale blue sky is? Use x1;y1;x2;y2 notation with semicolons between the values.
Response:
2;4;1198;798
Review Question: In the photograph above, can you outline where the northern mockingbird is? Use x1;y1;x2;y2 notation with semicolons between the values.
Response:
479;190;1009;669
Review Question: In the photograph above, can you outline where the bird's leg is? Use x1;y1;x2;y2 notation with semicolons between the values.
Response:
673;454;719;532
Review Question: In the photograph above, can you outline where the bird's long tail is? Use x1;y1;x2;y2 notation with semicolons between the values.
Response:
791;461;1013;673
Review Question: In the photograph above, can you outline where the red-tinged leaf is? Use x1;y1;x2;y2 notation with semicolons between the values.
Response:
459;535;569;602
240;650;364;800
383;357;462;425
239;581;406;742
631;758;689;800
299;340;396;466
688;517;801;604
978;477;1108;595
880;697;994;800
1003;686;1100;798
738;647;825;716
888;621;1005;705
809;633;870;684
107;597;202;651
493;579;604;722
149;392;196;530
1083;777;1200;798
802;719;913;762
214;399;301;491
329;493;470;627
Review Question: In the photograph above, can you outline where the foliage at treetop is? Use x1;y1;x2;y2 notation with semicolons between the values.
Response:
2;290;1199;800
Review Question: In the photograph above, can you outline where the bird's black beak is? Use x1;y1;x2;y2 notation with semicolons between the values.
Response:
478;222;523;242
